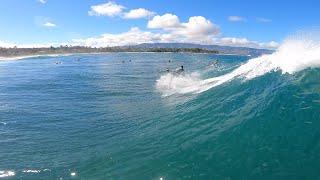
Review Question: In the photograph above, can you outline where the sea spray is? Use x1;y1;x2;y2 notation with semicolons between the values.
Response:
156;37;320;96
156;72;202;96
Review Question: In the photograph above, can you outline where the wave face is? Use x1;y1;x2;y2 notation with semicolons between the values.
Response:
1;50;320;179
156;38;320;96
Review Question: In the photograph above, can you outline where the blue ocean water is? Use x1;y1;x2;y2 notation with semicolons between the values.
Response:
0;52;320;179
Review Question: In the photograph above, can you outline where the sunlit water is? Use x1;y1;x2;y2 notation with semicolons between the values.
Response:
1;51;320;179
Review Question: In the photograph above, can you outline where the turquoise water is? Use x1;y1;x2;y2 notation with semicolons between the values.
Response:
0;53;320;179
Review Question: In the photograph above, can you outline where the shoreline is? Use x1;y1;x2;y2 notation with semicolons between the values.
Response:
0;52;249;61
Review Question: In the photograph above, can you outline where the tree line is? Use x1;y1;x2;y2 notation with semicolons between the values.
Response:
0;46;219;57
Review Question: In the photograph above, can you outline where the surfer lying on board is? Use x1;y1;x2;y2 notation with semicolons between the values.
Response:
176;65;184;74
161;66;184;75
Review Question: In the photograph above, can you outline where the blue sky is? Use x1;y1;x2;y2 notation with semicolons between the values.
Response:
0;0;319;48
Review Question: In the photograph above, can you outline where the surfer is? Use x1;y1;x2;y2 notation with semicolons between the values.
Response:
209;60;219;67
161;66;183;74
175;65;184;74
160;66;184;74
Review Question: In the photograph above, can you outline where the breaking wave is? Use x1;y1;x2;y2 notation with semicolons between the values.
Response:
156;37;320;96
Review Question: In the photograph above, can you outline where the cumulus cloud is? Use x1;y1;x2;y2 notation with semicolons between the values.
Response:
3;7;278;50
256;17;272;23
180;16;220;38
148;14;219;43
147;13;181;29
72;29;278;49
217;37;279;49
259;41;279;49
1;34;278;50
88;2;125;17
74;12;280;49
219;37;252;46
123;8;155;19
72;27;174;47
43;22;56;27
228;16;246;22
88;2;155;20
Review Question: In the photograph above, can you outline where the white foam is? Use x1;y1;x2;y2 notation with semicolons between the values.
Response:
156;72;202;96
271;39;320;73
22;169;41;173
156;37;320;96
0;54;62;61
0;171;15;178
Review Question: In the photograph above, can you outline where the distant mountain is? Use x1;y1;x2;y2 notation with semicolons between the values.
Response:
128;43;274;57
0;43;274;59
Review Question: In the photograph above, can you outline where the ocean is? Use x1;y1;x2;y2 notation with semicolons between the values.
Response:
1;42;320;179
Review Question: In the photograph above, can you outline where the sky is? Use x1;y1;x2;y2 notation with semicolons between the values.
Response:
0;0;319;49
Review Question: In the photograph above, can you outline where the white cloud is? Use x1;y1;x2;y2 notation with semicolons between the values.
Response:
259;41;279;49
2;9;278;50
78;14;281;48
219;37;252;45
88;2;156;20
72;30;278;49
38;0;46;4
72;27;171;47
256;17;272;23
217;37;279;49
148;14;219;43
88;2;125;17
123;8;155;19
1;34;278;50
228;16;246;22
180;16;220;38
43;22;56;27
147;13;181;29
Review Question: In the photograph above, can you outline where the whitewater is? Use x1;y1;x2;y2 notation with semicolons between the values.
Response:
156;38;320;96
